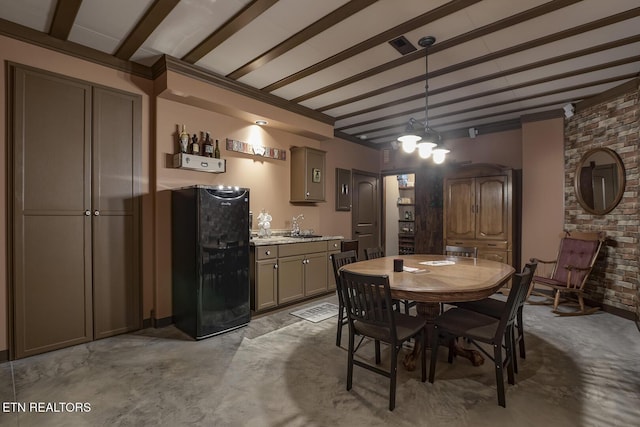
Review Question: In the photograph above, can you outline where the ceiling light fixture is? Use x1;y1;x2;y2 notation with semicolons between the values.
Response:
397;36;449;164
255;120;268;125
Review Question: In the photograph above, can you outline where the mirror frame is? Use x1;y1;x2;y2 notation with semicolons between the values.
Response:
575;147;625;215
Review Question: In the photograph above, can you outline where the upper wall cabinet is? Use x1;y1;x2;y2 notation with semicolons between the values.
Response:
290;147;326;202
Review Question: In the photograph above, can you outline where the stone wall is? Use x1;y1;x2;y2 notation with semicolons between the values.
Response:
564;83;639;317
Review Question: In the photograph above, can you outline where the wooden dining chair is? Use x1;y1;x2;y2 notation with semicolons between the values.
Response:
364;247;412;314
452;262;538;372
428;266;534;408
444;245;478;258
340;270;427;411
330;250;358;347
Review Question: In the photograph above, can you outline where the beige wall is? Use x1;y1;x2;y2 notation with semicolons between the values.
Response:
153;96;379;320
521;118;566;267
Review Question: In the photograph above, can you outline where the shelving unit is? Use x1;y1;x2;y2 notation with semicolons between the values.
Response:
397;174;415;254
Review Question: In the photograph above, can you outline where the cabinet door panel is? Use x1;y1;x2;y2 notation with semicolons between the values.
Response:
476;176;508;241
305;252;327;296
255;260;278;310
278;255;305;304
445;178;475;239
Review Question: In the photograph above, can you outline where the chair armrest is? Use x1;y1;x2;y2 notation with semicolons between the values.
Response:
529;257;556;265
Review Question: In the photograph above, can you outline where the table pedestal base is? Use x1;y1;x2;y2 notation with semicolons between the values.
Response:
402;302;485;371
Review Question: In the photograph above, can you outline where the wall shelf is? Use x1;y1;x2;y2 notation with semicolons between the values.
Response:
173;153;226;173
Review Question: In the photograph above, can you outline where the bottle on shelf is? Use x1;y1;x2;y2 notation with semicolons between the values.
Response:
179;124;189;153
191;134;200;155
203;131;213;158
214;139;221;159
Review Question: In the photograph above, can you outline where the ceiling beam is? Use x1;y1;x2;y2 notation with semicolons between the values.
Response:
182;0;279;64
115;0;180;60
292;6;640;104
49;0;83;40
260;0;483;92
227;0;377;80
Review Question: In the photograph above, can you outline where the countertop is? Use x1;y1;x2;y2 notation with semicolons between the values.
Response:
250;235;344;246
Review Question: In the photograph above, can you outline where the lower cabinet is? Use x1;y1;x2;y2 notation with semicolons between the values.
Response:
446;239;511;265
251;239;341;312
251;245;278;311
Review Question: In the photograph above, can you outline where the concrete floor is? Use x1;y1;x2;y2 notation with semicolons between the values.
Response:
1;294;639;427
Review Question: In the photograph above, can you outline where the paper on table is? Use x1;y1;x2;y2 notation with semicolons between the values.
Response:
420;260;455;266
403;266;427;273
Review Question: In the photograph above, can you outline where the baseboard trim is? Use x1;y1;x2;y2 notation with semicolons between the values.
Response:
0;350;8;362
142;318;152;329
154;316;173;328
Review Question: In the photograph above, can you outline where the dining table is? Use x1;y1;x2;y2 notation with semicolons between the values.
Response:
340;254;515;370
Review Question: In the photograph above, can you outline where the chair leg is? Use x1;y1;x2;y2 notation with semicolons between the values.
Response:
336;302;344;347
553;289;561;311
511;329;518;374
447;337;456;363
347;329;354;391
493;344;506;408
505;329;515;385
375;340;381;364
428;326;440;383
389;345;397;411
517;307;526;359
421;329;427;383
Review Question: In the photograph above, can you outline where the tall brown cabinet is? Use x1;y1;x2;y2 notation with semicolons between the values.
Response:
9;65;141;358
443;164;520;270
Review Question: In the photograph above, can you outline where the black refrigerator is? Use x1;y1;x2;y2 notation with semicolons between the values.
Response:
171;185;250;339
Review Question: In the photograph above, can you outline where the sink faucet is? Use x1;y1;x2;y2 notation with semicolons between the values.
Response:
291;214;304;236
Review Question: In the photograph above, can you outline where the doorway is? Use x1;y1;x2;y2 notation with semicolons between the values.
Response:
351;171;380;260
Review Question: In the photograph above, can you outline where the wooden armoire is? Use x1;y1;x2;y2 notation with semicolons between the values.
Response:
9;65;141;358
443;164;520;271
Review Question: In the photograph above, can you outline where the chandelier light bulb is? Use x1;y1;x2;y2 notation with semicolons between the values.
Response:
432;148;450;164
417;142;436;159
400;138;419;153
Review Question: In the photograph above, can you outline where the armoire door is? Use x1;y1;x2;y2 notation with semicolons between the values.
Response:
11;65;141;358
475;176;509;241
444;178;475;240
11;67;93;358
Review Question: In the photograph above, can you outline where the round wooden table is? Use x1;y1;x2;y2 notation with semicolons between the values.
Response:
340;254;515;369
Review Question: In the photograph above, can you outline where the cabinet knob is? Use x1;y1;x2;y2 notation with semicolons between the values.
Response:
85;210;91;216
94;210;100;216
274;264;278;269
333;243;338;248
265;250;271;255
306;192;310;196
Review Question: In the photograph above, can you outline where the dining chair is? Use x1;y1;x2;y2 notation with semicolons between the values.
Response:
452;262;538;372
444;245;478;258
428;267;534;408
340;270;427;411
364;247;413;314
330;250;358;347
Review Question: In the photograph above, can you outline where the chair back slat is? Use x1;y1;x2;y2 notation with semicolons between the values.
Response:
495;266;534;339
331;250;358;285
364;247;384;260
340;270;396;335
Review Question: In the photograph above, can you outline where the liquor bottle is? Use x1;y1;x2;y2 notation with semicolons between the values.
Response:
214;139;221;159
179;124;189;153
191;134;200;155
203;131;213;157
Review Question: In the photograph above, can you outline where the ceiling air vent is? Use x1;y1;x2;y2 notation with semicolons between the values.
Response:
388;36;416;55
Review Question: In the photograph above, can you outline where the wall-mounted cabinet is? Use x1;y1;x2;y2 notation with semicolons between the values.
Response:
290;147;326;202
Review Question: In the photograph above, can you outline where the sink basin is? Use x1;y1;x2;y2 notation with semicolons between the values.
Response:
290;234;322;239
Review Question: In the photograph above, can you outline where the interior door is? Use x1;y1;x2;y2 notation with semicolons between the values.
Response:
445;178;475;240
352;171;380;260
475;175;508;241
12;67;93;358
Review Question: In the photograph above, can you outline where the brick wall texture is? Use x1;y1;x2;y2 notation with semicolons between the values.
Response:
564;85;639;317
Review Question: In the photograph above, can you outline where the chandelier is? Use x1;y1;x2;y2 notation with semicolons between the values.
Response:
397;36;449;164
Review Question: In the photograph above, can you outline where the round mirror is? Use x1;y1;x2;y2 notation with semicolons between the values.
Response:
575;147;625;215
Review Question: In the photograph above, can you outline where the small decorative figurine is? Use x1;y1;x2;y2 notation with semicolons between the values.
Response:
257;209;273;238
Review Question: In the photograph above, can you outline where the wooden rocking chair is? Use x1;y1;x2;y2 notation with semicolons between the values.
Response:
527;231;605;316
